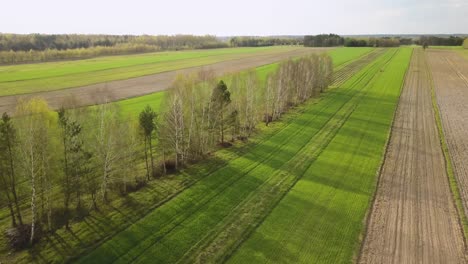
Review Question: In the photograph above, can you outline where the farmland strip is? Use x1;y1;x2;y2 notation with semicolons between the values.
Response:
76;49;391;264
177;50;393;264
227;48;411;264
427;50;468;220
360;48;466;263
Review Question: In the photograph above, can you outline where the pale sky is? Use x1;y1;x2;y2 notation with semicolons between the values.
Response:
2;0;467;35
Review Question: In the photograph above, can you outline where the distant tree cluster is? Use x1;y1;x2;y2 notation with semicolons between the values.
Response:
229;36;302;47
303;34;344;47
0;53;333;251
399;38;414;45
344;37;400;47
416;36;464;46
0;34;228;64
0;34;227;52
0;44;161;64
344;38;368;47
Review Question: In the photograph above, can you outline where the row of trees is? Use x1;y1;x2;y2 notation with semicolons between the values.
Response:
0;53;333;249
0;34;227;52
0;44;161;64
304;34;344;47
158;53;332;168
416;36;465;46
1;98;144;247
344;37;401;47
229;36;303;47
304;34;467;48
0;34;229;64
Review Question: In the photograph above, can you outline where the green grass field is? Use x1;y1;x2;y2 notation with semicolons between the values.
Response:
329;47;374;70
228;47;411;263
75;47;410;263
0;46;299;96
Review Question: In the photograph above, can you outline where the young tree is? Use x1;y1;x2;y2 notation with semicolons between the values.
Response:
194;69;217;156
229;71;258;138
139;105;157;180
160;77;185;169
89;102;120;203
263;72;277;126
116;122;140;194
423;42;428;50
244;70;258;136
15;98;55;243
0;113;23;227
57;107;91;229
210;80;231;143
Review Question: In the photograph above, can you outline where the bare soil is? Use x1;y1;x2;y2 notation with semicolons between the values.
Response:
427;49;468;221
0;48;329;114
359;48;466;263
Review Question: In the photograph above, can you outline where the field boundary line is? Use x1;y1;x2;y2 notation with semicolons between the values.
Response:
426;50;468;251
354;47;410;263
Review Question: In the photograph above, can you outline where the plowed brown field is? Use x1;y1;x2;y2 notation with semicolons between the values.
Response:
360;48;466;263
0;48;328;114
428;49;468;223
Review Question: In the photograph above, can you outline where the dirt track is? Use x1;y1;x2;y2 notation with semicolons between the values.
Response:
359;48;466;263
428;49;468;220
0;48;328;114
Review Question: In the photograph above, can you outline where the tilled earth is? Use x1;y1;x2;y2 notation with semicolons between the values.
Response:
428;49;468;220
360;48;467;263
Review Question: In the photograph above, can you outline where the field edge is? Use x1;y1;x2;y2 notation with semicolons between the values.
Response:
354;47;413;263
426;50;468;247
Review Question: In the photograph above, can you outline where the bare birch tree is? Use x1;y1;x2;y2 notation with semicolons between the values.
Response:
15;98;55;244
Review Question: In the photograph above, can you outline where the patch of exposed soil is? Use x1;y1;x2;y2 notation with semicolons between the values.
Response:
360;48;467;263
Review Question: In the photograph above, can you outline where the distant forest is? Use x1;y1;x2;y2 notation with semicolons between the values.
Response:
0;34;304;64
229;36;302;47
416;36;465;46
0;34;230;64
304;34;466;48
303;34;344;47
0;34;229;52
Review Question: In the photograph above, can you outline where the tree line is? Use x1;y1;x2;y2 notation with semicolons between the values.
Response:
344;37;401;47
0;34;228;52
0;34;306;64
304;34;344;47
416;36;465;46
303;34;467;48
0;53;333;250
229;36;303;47
0;34;229;64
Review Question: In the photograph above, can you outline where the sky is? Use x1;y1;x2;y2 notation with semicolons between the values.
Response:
2;0;467;35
